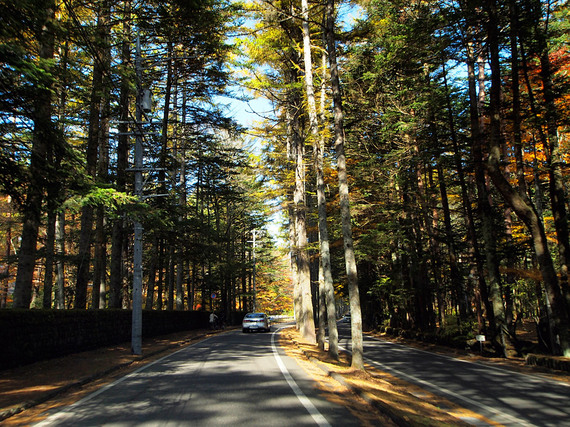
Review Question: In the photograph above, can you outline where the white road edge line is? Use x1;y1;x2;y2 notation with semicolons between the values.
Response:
338;339;534;427
34;337;214;426
272;326;331;427
368;336;570;388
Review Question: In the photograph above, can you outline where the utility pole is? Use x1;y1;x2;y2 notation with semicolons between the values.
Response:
251;230;257;312
131;35;144;355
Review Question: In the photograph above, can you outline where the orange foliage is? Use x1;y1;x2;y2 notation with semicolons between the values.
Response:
255;251;294;314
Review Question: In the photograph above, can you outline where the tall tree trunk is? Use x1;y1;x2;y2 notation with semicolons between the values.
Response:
509;0;527;196
92;11;111;309
14;1;56;308
75;205;94;309
157;240;165;310
42;208;56;308
55;211;66;309
281;30;303;330
320;33;339;359
145;237;159;310
92;206;106;308
292;101;316;343
531;0;570;314
300;0;329;347
109;0;131;309
466;43;503;351
76;4;111;308
442;60;483;323
484;0;570;356
53;40;69;311
167;246;175;310
1;201;12;308
325;0;363;369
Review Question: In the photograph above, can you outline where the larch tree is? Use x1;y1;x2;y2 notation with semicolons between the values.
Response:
325;0;363;369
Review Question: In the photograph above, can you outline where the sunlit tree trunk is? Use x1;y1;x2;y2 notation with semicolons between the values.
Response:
319;34;339;359
325;0;363;369
301;0;330;347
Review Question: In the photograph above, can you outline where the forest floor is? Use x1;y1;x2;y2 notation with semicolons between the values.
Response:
1;323;569;426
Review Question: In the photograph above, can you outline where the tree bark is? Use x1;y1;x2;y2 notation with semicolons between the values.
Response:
531;0;570;314
484;0;570;356
325;0;363;369
320;32;339;359
55;211;66;309
42;207;56;308
442;60;484;324
76;4;111;308
109;0;131;308
14;1;56;308
300;0;333;348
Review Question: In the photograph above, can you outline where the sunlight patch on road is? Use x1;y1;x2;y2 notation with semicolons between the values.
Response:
272;326;331;427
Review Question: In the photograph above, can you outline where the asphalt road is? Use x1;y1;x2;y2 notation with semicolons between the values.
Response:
337;322;570;427
34;326;360;427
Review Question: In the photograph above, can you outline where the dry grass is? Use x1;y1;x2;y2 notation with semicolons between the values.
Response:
279;327;494;426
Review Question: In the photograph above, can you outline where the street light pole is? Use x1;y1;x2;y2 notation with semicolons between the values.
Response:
131;34;143;356
252;229;257;312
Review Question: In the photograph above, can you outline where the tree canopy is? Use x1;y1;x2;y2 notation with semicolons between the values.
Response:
2;0;570;359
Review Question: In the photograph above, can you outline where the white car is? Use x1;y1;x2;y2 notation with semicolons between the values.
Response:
242;312;271;332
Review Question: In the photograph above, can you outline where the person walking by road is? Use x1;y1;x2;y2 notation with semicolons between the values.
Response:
209;312;218;329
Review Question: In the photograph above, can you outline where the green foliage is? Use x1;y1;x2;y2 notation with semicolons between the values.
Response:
61;188;138;214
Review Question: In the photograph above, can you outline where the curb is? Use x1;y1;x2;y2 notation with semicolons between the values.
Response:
294;345;411;427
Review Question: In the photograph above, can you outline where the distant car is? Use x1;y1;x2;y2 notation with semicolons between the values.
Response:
242;312;271;332
341;314;351;323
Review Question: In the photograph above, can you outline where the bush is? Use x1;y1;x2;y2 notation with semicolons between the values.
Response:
0;309;211;370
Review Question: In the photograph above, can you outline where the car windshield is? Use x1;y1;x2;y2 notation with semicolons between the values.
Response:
245;313;265;319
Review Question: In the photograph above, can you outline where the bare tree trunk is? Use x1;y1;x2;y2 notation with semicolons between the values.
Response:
55;211;66;309
76;3;112;308
325;0;363;369
1;201;13;308
442;60;483;323
167;246;175;310
484;0;570;356
145;237;159;310
300;0;331;348
109;0;131;309
284;58;303;330
42;204;56;308
320;34;339;359
293;102;316;343
533;1;570;313
465;42;504;353
92;13;111;309
14;1;56;308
